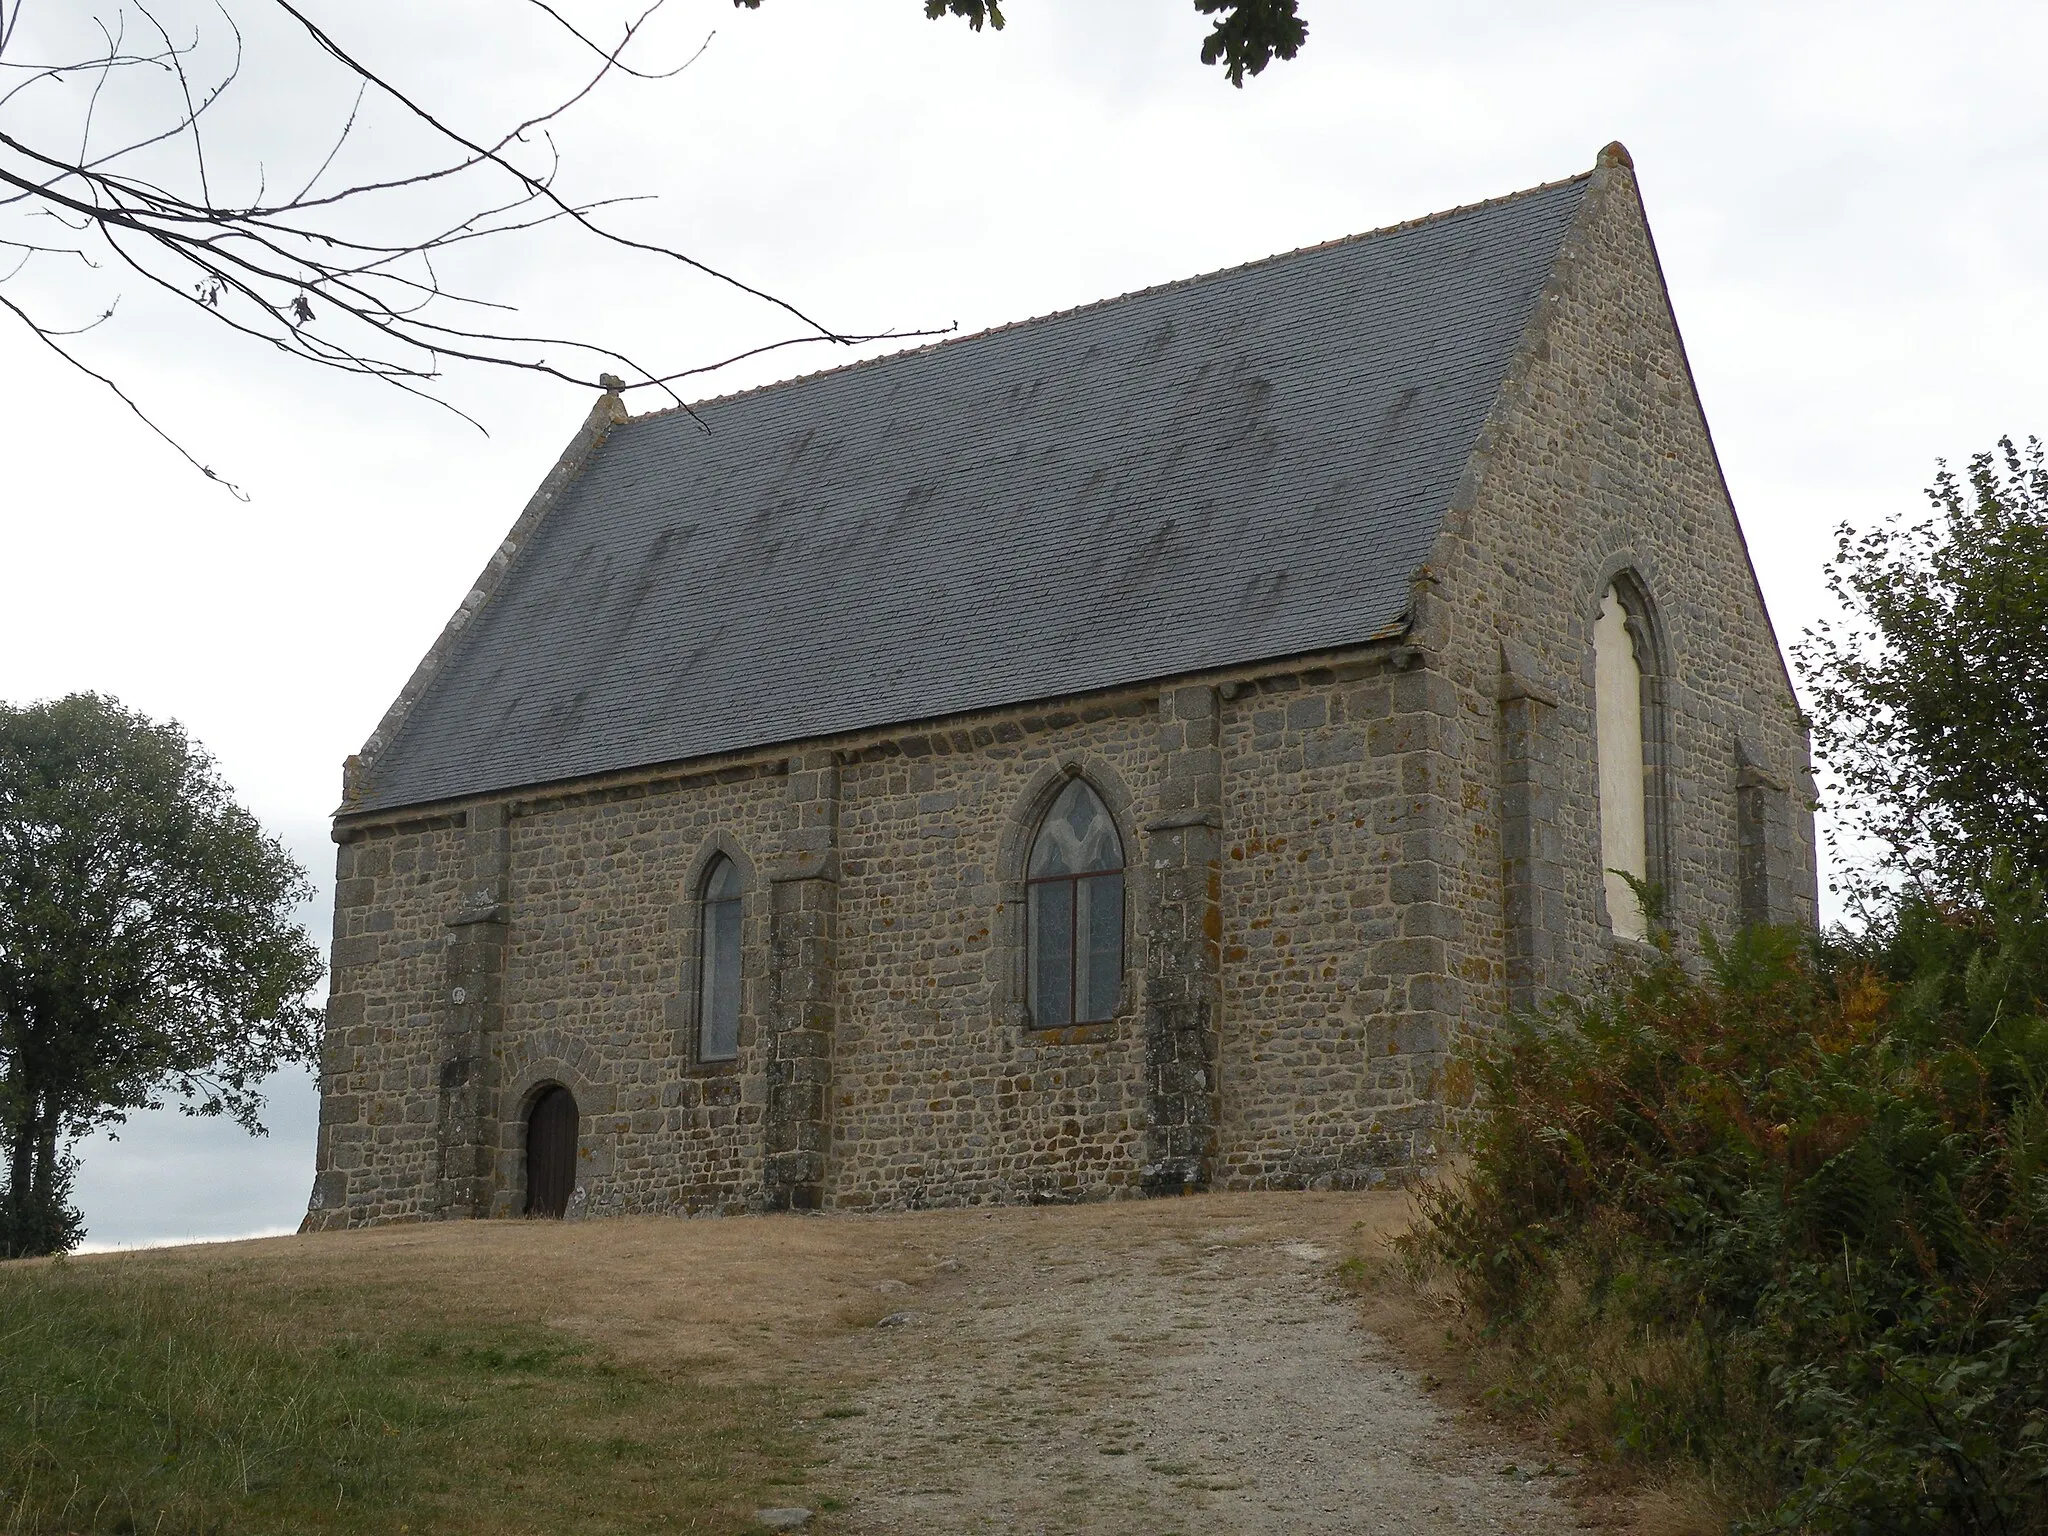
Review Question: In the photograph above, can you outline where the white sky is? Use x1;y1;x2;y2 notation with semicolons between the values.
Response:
6;0;2045;1247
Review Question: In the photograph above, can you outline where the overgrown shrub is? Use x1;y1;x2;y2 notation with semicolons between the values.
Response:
1415;872;2048;1532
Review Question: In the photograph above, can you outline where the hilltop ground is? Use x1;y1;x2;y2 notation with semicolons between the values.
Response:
5;1192;1599;1535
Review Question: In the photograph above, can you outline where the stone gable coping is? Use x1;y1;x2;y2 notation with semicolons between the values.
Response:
1439;142;1800;712
339;384;631;811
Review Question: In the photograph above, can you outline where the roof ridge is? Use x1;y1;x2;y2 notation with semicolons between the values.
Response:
622;167;1594;428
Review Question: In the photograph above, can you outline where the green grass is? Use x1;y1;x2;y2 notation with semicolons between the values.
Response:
0;1257;806;1535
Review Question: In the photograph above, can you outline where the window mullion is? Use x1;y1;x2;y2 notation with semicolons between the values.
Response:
1074;874;1090;1025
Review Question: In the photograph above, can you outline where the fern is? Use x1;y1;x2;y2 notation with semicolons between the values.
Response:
1415;878;2048;1531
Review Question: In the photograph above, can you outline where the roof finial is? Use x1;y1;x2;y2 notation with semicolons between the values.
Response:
1597;141;1633;171
598;372;626;393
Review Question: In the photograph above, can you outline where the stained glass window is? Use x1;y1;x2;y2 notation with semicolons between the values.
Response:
699;855;742;1061
1027;780;1124;1027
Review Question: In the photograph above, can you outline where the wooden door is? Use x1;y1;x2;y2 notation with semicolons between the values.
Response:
525;1085;579;1218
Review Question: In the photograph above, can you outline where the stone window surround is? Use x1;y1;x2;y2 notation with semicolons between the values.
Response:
1023;778;1126;1029
995;755;1148;1045
1586;551;1677;943
665;833;768;1076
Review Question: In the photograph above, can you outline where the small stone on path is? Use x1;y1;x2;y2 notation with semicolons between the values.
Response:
754;1509;811;1531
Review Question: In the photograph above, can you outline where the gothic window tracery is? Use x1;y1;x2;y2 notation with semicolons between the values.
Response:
1026;779;1125;1027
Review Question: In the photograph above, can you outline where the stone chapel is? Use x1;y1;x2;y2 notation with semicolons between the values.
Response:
304;143;1817;1230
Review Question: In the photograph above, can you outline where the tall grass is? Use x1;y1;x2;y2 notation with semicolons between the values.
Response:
1411;873;2048;1533
0;1256;804;1534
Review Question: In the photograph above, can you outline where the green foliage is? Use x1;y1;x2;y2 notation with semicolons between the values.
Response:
1194;0;1307;84
1415;876;2048;1531
921;0;1004;30
730;0;1308;86
1796;437;2048;907
0;694;324;1257
0;1150;84;1261
0;1258;805;1534
1422;438;2048;1527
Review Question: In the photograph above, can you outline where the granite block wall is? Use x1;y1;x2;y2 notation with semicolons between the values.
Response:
485;763;788;1218
306;820;464;1229
1426;149;1818;1037
826;696;1157;1209
1214;659;1454;1188
307;152;1816;1229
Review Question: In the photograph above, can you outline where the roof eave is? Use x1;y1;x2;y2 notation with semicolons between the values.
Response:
331;627;1418;830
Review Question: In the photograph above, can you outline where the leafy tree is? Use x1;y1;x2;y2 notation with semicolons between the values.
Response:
0;694;322;1258
734;0;1310;86
1796;437;2048;909
1192;0;1309;84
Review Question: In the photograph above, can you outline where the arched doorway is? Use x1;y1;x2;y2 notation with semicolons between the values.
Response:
524;1085;579;1218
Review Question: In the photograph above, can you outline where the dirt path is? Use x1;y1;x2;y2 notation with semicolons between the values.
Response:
129;1192;1585;1531
811;1194;1580;1535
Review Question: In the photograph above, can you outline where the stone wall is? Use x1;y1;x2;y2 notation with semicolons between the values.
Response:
308;154;1817;1228
1214;657;1455;1188
487;763;788;1218
306;819;464;1228
1429;147;1819;1034
311;663;1478;1224
827;697;1157;1209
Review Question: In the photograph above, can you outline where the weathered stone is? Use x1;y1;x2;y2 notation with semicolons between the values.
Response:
305;154;1814;1231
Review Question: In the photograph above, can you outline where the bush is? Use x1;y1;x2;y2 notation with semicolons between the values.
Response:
1414;874;2048;1532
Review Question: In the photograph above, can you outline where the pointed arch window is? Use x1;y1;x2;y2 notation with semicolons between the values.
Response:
698;855;742;1061
1595;582;1651;939
1027;779;1125;1028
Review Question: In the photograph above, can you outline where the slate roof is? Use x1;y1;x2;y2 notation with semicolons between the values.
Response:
350;172;1591;815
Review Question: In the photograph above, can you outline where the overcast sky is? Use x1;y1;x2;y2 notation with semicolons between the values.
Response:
6;0;2045;1248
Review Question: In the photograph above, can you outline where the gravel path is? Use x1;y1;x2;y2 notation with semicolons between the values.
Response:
812;1195;1581;1535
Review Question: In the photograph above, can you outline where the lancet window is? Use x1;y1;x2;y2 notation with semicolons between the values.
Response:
1594;581;1654;939
698;855;742;1061
1027;779;1125;1027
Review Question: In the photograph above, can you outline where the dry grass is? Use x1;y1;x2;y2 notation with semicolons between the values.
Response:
0;1213;945;1536
1625;1479;1740;1536
227;1210;946;1376
3;1193;1712;1534
1331;1196;1739;1535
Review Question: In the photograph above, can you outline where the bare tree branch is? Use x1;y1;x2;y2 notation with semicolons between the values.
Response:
0;0;952;491
523;0;710;82
0;282;244;493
